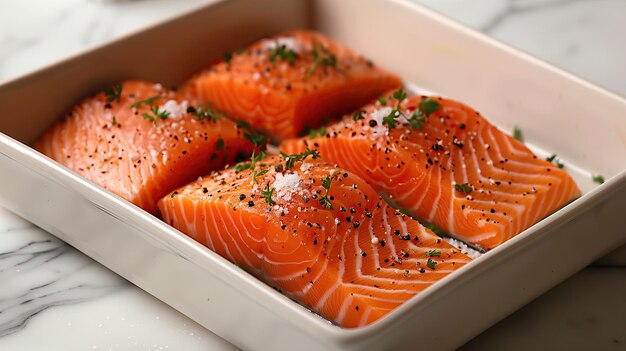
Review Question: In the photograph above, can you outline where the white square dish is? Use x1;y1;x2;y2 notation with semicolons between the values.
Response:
1;0;625;350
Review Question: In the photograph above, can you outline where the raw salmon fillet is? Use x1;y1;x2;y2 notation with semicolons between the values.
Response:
35;80;254;215
158;154;470;328
179;29;402;140
281;90;581;249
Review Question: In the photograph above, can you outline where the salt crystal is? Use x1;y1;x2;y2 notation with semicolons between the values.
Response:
160;100;188;119
300;162;313;172
273;172;302;202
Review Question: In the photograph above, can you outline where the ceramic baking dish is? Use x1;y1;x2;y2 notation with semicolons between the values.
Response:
1;0;625;349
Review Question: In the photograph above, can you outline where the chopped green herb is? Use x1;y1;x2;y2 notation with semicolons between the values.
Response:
224;52;233;69
234;163;249;172
237;120;268;150
378;96;439;131
513;126;523;142
454;183;473;194
352;110;364;121
319;175;334;210
392;89;407;102
215;138;224;150
377;96;388;106
423;222;445;237
399;208;411;216
308;126;326;139
268;42;299;65
261;183;275;206
321;175;333;189
304;44;337;80
253;169;269;184
382;108;401;129
426;250;442;257
407;110;426;130
426;258;437;269
104;84;122;103
592;174;605;184
131;95;162;109
111;116;118;126
235;149;268;172
546;154;564;168
280;148;320;169
142;106;170;123
418;98;441;116
319;196;333;210
196;103;220;122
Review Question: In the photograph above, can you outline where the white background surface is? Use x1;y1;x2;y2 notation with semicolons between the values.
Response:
0;0;625;350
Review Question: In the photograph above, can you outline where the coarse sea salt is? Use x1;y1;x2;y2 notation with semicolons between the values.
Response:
261;37;303;53
160;100;188;119
444;238;483;259
300;162;313;173
273;172;302;202
368;106;393;138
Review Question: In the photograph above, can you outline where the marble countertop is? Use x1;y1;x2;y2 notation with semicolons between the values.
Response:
1;0;625;350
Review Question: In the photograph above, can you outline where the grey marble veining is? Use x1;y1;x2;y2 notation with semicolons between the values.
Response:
0;209;124;337
418;0;626;96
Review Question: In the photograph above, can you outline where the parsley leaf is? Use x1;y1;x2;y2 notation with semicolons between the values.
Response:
304;44;337;80
131;95;161;109
423;222;445;237
546;154;564;168
592;174;605;184
268;42;299;66
392;89;407;101
104;84;122;103
142;106;170;123
319;196;333;210
353;110;364;121
378;95;439;132
319;175;334;210
426;258;437;270
237;120;268;150
418;98;441;116
234;163;249;172
407;110;426;130
426;250;442;257
321;175;333;189
196;103;220;122
513;126;523;142
215;138;224;150
280;148;320;169
454;183;473;194
382;108;400;129
261;183;275;206
399;208;412;216
308;126;326;139
253;169;269;184
224;52;233;69
235;149;268;172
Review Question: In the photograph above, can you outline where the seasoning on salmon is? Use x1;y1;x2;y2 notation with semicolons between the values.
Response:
158;155;470;328
34;80;254;215
280;90;581;250
179;29;402;141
